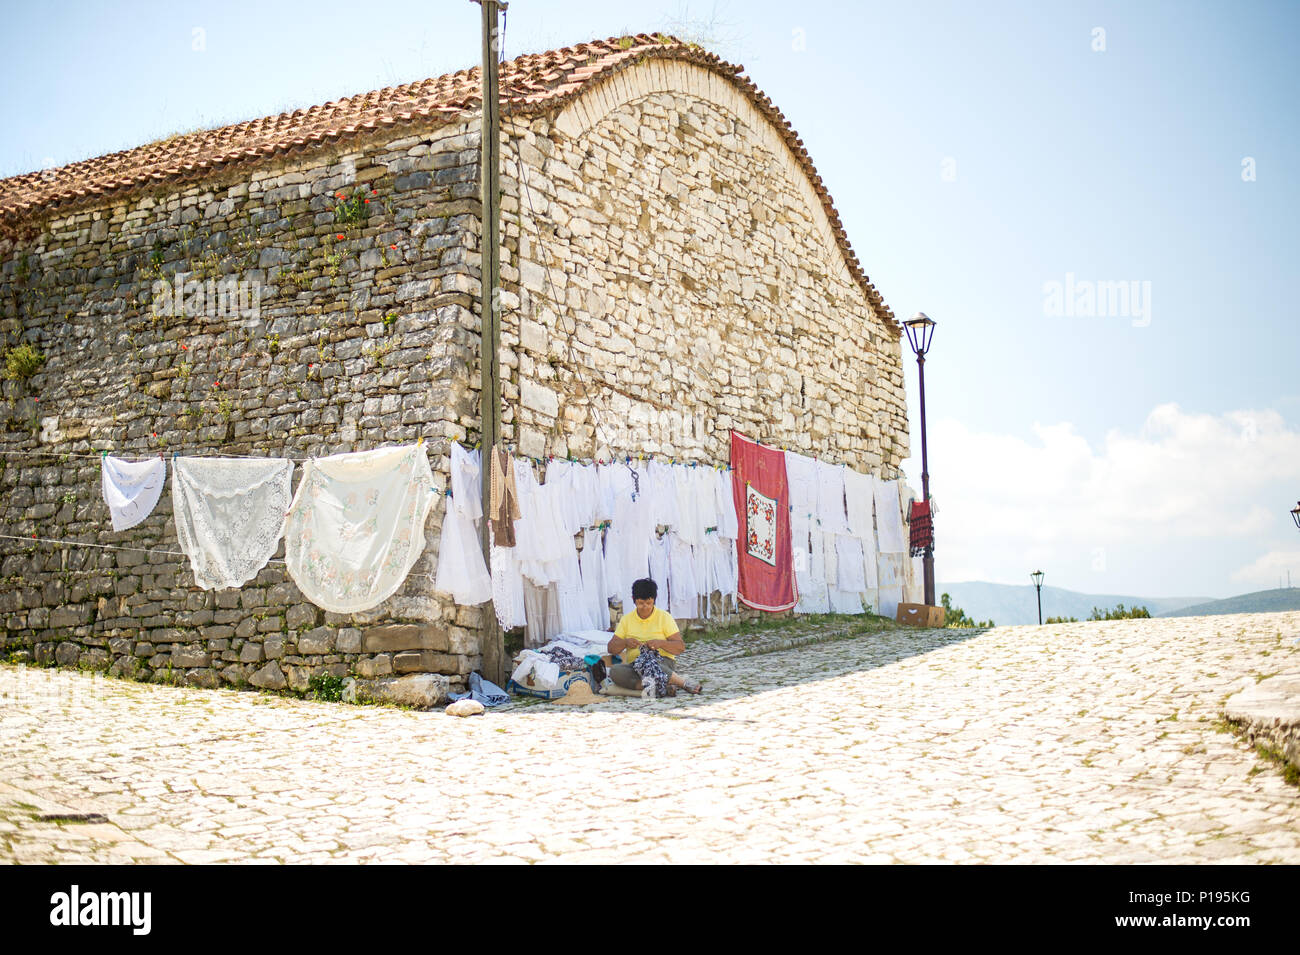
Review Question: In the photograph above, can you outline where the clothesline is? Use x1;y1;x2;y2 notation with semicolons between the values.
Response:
0;444;738;470
0;532;442;582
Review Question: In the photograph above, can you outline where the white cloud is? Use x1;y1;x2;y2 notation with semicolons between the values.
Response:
1229;549;1300;591
900;403;1300;595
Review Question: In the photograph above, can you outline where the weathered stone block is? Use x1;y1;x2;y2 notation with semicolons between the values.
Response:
248;661;286;690
297;626;335;654
172;645;210;668
343;673;448;709
286;603;321;630
54;642;81;666
263;637;285;660
336;627;363;654
355;654;393;679
393;650;458;674
185;668;219;689
239;642;264;664
49;606;90;628
361;623;444;652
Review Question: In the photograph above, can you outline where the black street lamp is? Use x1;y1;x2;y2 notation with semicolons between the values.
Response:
1031;569;1045;624
903;312;937;607
1291;502;1300;531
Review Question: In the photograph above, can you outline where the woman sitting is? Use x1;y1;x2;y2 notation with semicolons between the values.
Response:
606;578;703;695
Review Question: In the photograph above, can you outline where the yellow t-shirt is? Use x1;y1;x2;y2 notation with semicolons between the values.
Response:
614;607;681;662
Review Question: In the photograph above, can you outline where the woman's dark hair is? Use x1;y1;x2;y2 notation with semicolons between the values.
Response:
632;578;658;601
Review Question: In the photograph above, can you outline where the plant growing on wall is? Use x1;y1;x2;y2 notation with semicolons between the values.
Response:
332;189;372;227
4;343;45;381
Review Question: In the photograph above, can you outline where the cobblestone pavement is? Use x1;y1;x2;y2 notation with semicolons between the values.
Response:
2;612;1298;864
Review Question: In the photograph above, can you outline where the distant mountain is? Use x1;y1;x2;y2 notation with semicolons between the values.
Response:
1156;588;1300;618
937;581;1211;626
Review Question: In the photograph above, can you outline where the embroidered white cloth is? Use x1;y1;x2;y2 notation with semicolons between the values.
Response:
172;456;294;590
285;444;436;613
745;482;778;566
873;476;907;553
102;455;167;532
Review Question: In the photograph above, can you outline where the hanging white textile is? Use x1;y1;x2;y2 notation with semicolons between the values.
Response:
672;464;704;545
714;466;739;540
693;465;720;537
434;494;492;606
791;512;818;614
102;454;167;532
284;444;436;613
173;456;294;591
666;531;699;620
648;531;671;595
798;526;830;613
843;467;876;541
816;460;850;535
450;443;482;521
554;543;590;634
717;534;739;612
878;547;908;618
874;476;907;553
877;586;903;620
784;451;819;528
905;553;925;605
648;460;681;530
490;528;527;630
579;528;610;630
609;462;653;609
835;534;869;593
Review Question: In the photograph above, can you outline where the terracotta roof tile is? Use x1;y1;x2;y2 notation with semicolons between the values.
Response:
0;33;894;328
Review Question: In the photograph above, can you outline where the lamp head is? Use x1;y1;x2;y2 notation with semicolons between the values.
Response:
1292;501;1300;530
903;312;937;357
1031;569;1044;588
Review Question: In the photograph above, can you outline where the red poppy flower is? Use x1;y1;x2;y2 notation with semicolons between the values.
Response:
336;192;344;199
390;244;397;250
371;190;377;195
180;343;187;350
363;199;369;204
213;380;220;387
336;234;344;240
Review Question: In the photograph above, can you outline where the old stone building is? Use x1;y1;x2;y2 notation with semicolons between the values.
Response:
0;34;908;701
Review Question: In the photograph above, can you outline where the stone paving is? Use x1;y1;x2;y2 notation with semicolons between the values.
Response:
2;611;1298;864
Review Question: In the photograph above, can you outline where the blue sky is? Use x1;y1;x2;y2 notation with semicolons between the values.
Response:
2;1;1297;599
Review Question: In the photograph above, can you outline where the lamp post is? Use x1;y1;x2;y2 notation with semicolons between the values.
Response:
1031;569;1044;624
903;312;937;606
1291;502;1300;531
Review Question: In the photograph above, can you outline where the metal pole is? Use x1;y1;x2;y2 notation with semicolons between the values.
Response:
917;350;935;607
1036;584;1042;625
476;0;504;685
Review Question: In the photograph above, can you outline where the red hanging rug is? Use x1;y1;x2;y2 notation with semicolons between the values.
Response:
729;431;798;612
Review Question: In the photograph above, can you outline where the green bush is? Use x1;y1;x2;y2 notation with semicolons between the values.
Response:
4;343;45;380
308;672;345;702
941;592;995;628
1087;603;1150;621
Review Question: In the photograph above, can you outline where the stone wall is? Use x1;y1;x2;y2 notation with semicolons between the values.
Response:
0;122;489;699
495;58;908;472
0;57;910;698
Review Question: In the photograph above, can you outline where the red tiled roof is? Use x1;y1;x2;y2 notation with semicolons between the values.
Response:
0;33;895;328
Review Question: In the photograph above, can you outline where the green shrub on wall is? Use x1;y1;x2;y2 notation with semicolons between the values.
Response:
4;343;45;381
